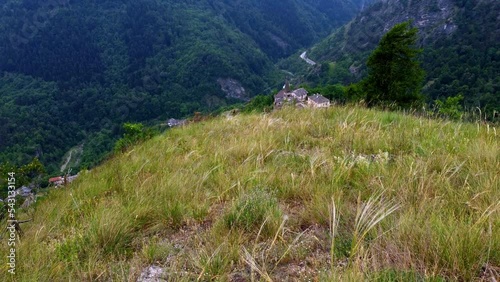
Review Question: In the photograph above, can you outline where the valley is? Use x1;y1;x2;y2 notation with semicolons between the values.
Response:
0;0;366;173
1;0;497;175
0;0;498;280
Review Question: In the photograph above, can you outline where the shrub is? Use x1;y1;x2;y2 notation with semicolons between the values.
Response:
114;123;156;152
435;94;464;120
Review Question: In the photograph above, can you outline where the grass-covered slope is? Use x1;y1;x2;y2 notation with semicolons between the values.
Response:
2;107;499;281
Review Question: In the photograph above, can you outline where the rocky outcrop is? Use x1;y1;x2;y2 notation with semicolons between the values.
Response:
217;78;249;101
311;0;462;61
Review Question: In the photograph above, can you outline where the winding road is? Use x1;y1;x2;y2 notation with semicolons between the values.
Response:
300;51;316;66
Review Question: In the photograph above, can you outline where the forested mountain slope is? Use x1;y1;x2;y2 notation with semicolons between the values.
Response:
281;0;499;114
0;0;364;172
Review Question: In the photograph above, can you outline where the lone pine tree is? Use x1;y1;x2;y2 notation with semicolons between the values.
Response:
363;21;425;108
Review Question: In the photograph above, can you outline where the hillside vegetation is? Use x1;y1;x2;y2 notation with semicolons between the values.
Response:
2;106;498;281
281;0;500;115
0;0;364;172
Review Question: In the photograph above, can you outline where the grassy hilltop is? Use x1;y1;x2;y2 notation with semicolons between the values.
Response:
2;106;499;281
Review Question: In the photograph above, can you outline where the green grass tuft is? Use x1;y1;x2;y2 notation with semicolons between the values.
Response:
222;188;282;237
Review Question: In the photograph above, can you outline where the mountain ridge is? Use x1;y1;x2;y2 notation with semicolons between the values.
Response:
0;0;365;172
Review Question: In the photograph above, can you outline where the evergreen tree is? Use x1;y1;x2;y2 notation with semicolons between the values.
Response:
362;21;425;108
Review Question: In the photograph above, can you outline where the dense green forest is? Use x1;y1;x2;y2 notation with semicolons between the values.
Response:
1;0;497;176
280;0;499;116
423;0;499;114
0;0;365;174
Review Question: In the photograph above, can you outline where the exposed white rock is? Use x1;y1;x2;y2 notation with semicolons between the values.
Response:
137;266;166;282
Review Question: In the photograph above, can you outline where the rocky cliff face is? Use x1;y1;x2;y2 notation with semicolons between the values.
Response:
311;0;500;61
367;0;457;40
312;0;459;60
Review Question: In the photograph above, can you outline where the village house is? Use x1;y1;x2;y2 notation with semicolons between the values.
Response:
49;176;64;186
167;118;187;127
274;91;286;108
274;82;309;108
274;82;330;109
308;94;331;108
48;174;79;187
290;88;308;102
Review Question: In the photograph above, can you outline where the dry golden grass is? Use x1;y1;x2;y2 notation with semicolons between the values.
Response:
1;105;498;281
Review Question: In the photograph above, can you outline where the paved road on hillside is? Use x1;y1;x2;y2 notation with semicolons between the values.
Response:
300;51;316;65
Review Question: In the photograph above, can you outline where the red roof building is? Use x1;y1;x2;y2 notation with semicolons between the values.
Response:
48;176;63;183
49;176;64;186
